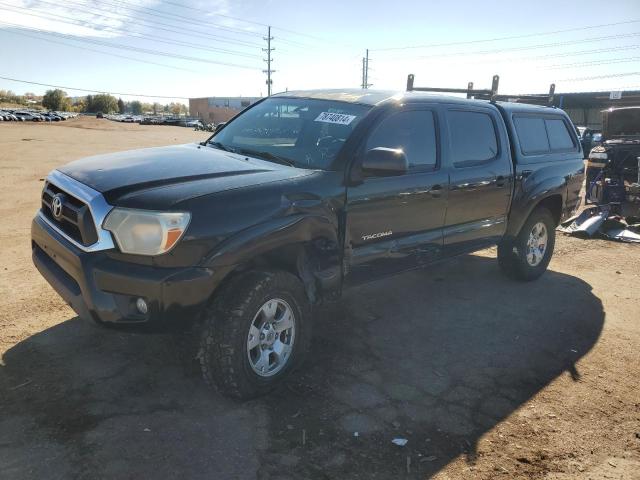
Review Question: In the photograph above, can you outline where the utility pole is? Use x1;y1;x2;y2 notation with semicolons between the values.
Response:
263;26;275;96
365;49;370;89
361;49;371;89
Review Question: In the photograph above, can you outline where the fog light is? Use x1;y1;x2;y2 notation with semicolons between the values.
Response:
136;297;148;315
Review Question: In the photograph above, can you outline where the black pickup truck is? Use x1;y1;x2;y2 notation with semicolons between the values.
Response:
32;86;584;398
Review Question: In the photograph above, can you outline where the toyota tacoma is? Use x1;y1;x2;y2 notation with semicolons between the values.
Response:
32;84;584;398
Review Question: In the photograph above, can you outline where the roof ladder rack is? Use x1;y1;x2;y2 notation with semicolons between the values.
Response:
406;74;500;101
406;74;556;106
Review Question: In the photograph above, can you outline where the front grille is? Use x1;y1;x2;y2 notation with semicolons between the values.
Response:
41;182;99;246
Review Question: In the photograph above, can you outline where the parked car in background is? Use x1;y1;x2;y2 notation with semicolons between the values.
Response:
15;111;42;122
44;112;62;121
576;126;603;156
0;109;77;123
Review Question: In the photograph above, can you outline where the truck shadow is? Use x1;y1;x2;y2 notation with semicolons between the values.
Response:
0;254;604;479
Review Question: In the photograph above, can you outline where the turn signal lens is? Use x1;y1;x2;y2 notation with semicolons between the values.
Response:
103;208;191;256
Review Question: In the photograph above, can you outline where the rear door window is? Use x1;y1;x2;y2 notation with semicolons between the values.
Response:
514;116;550;154
545;118;575;150
514;115;577;155
447;110;498;167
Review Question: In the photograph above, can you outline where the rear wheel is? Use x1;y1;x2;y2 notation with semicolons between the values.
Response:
198;270;311;399
498;207;556;281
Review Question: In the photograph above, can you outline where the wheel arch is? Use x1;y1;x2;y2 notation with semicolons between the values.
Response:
536;194;563;226
202;214;342;304
507;190;564;238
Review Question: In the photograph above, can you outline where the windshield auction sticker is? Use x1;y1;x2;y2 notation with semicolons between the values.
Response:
314;112;357;125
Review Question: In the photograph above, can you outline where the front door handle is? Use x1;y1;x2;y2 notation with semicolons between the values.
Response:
429;184;443;197
495;175;506;187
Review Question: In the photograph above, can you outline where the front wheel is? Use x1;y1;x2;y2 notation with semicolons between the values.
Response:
198;270;311;399
498;207;556;281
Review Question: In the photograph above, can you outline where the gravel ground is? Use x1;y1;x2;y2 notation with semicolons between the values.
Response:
1;117;639;479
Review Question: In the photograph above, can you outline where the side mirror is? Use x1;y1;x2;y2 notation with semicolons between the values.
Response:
362;147;408;176
214;122;226;133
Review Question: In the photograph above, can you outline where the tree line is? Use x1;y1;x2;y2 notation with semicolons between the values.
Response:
31;89;188;115
0;89;41;106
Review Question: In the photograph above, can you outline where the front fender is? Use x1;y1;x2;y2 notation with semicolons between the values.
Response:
201;214;340;269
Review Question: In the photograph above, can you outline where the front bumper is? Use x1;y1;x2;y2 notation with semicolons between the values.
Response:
31;214;219;325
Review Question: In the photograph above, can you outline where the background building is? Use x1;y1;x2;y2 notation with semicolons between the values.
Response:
555;91;640;130
189;96;261;123
513;89;640;130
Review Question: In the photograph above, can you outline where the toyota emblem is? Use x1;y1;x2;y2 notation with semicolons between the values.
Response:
51;194;64;220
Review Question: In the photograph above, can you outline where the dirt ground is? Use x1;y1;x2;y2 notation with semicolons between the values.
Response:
1;117;639;479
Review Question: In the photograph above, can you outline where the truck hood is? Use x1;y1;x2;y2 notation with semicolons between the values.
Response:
58;143;314;208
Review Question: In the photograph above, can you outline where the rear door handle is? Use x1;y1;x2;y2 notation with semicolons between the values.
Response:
495;175;506;187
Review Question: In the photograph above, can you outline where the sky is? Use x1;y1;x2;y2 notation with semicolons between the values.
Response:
0;0;639;105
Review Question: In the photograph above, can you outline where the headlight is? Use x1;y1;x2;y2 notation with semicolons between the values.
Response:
589;152;608;160
103;208;191;255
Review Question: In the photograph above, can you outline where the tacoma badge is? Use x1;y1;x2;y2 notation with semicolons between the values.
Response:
362;231;393;241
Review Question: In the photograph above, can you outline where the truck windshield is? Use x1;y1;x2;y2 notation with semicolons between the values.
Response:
208;97;371;169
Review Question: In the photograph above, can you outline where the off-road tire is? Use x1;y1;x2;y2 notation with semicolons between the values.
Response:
498;207;556;281
198;270;311;399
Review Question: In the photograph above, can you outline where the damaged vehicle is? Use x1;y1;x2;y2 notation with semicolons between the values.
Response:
31;83;584;399
586;106;640;203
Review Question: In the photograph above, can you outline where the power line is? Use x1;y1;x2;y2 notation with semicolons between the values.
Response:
372;18;640;51
381;32;640;61
0;9;261;60
100;0;263;38
0;1;263;49
505;44;640;62
155;0;333;42
546;56;640;69
418;44;640;70
0;22;258;69
0;24;201;73
558;71;640;82
412;45;640;71
107;0;334;48
558;84;640;92
0;75;189;99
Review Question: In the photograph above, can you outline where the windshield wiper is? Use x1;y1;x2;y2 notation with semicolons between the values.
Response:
207;141;236;153
236;148;296;167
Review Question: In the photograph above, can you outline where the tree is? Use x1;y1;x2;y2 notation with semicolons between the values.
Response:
117;97;125;114
42;89;69;111
153;102;161;115
168;102;188;115
72;98;86;113
85;94;118;113
130;100;142;115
